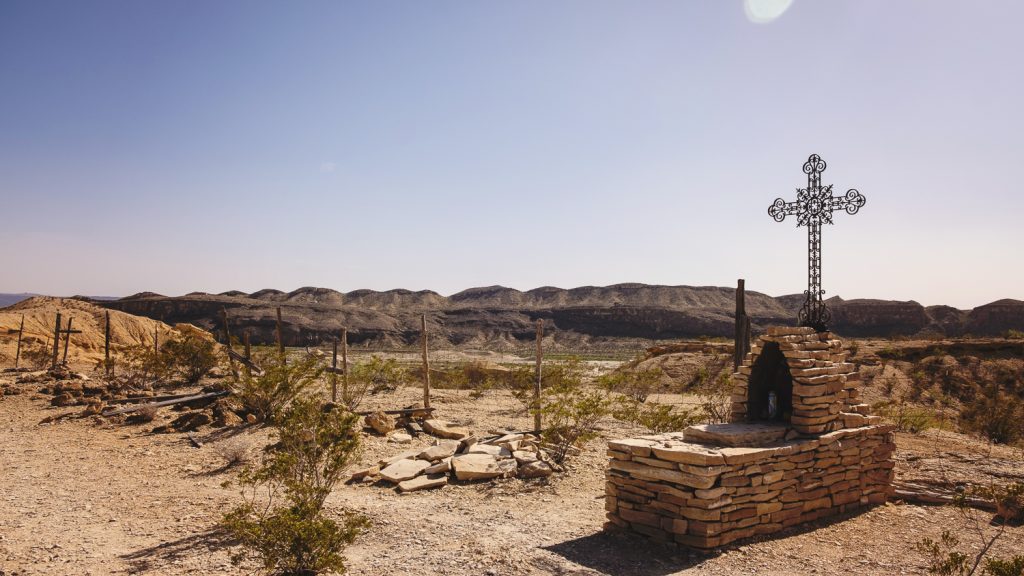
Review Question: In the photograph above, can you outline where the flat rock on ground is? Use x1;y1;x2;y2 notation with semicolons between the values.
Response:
379;458;431;483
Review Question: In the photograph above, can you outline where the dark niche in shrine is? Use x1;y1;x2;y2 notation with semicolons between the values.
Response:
747;341;793;422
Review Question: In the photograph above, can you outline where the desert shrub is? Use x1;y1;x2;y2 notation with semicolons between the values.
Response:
1004;329;1024;340
917;484;1024;575
111;343;171;389
960;383;1024;445
135;405;159;423
598;367;663;403
161;332;219;384
216;439;252;469
537;358;612;464
613;399;697;433
348;355;406;395
874;399;937;433
22;340;53;370
502;364;538;409
222;395;367;575
231;354;323;424
695;370;734;424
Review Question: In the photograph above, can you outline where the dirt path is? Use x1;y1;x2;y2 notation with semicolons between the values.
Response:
2;384;1023;575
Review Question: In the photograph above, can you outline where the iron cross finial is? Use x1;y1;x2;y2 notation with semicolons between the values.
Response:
768;154;866;331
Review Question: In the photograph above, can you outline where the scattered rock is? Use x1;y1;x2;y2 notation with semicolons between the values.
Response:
366;411;395;435
350;465;380;482
418;441;460;462
214;411;243;428
452;454;503;480
398;473;448;493
423;419;469;440
380;459;431;483
51;393;77;407
424;458;452;475
467;443;512;459
388;432;413;444
170;411;212;432
518;460;554;479
513;450;538;465
381;450;421;467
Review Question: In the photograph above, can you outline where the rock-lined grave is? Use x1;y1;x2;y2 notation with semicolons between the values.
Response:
353;418;557;492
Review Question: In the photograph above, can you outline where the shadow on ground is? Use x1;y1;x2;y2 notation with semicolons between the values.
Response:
121;527;237;573
540;530;712;576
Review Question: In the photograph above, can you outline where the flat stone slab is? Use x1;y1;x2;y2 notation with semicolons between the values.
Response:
398;473;448;493
684;422;790;448
379;458;431;483
466;443;512;459
452;453;503;480
418;441;460;461
423;419;470;440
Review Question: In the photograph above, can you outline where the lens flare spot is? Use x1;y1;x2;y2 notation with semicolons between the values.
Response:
744;0;794;24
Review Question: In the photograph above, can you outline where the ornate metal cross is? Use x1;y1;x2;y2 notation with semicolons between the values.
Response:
768;154;866;332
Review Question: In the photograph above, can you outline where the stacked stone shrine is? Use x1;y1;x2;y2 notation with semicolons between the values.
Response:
605;326;895;549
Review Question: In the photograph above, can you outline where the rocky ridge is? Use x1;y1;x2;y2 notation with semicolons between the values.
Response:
86;285;1024;347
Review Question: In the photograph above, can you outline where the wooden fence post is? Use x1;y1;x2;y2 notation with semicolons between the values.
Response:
421;315;430;409
61;317;73;365
221;308;238;380
51;312;61;369
734;279;750;370
243;331;252;378
104;311;111;376
341;327;348;405
331;338;339;403
276;307;286;363
534;318;543;431
14;314;24;369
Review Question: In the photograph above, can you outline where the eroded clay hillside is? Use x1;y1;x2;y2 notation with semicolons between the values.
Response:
93;285;1024;348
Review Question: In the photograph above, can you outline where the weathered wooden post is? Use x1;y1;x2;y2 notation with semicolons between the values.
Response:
341;327;349;405
13;314;24;369
534;318;543;431
51;312;62;369
734;279;751;370
331;337;339;403
243;331;252;378
276;307;286;363
420;314;430;409
61;317;74;365
221;308;238;379
104;311;112;376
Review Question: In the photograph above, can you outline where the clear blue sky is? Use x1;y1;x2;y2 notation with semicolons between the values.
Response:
2;0;1021;309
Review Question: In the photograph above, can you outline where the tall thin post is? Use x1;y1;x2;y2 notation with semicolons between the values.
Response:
534;319;543;431
51;312;62;369
243;331;252;378
221;308;238;379
341;328;348;405
331;338;339;403
14;314;24;369
735;279;747;370
276;307;286;363
104;311;111;376
154;326;159;356
420;314;430;409
61;317;73;365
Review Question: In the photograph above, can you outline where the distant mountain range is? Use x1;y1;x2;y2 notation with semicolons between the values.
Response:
0;293;118;308
73;284;1024;348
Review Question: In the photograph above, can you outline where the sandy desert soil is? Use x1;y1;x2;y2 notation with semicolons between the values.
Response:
1;374;1023;576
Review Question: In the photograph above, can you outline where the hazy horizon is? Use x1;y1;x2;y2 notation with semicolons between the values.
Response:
1;280;1017;311
3;1;1022;310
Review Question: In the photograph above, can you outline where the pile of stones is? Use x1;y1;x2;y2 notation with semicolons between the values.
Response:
353;419;557;493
